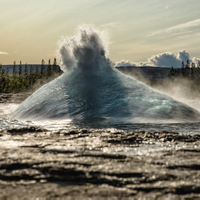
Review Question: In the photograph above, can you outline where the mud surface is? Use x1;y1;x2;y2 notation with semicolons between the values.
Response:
0;127;200;199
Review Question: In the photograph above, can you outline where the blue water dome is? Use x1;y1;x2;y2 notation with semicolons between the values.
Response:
11;25;200;123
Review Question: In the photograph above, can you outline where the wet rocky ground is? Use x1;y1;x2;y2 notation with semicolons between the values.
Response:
0;127;200;199
1;92;200;199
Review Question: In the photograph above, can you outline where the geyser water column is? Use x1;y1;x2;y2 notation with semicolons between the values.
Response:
11;25;200;122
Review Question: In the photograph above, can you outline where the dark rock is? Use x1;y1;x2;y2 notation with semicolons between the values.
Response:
82;129;88;133
64;130;79;136
6;126;46;135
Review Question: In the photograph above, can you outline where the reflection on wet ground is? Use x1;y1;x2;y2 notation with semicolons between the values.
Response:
36;119;200;135
1;99;200;198
0;127;200;199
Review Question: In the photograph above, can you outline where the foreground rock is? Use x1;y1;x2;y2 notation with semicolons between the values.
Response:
0;128;200;199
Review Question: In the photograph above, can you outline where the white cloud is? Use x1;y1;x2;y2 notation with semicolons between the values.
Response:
192;57;200;64
115;60;148;67
148;52;183;67
115;50;200;68
167;19;200;32
177;50;190;62
115;60;137;67
147;18;200;37
100;22;120;29
0;51;8;55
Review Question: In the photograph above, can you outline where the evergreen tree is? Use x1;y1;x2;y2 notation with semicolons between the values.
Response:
19;61;23;77
168;67;175;78
23;63;29;89
36;65;39;74
24;63;28;77
0;64;2;75
198;61;200;68
0;68;6;92
186;59;190;68
12;61;17;79
185;59;190;77
0;59;62;93
35;65;39;80
0;66;3;92
181;61;185;69
53;58;57;74
47;59;52;78
18;61;24;92
41;59;45;77
191;62;195;78
181;61;185;76
1;68;5;76
197;61;200;76
5;67;11;93
30;65;34;74
29;65;34;86
12;61;18;92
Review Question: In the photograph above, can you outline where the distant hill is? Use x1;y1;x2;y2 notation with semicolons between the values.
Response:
116;66;172;80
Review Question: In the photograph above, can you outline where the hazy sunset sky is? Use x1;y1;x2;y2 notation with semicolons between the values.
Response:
1;0;200;65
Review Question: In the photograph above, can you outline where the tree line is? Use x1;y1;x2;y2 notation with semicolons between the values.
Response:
168;59;200;80
0;58;63;93
167;59;200;94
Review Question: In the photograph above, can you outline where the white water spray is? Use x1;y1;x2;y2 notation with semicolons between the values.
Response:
11;25;200;122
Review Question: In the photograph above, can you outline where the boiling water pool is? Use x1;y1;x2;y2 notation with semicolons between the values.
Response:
1;103;200;135
1;103;200;155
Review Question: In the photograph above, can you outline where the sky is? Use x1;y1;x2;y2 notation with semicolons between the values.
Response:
1;0;200;67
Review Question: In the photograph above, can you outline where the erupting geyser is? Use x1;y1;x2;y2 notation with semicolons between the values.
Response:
11;25;200;122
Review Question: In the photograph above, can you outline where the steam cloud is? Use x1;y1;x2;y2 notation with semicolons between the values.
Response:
115;50;200;68
57;24;110;72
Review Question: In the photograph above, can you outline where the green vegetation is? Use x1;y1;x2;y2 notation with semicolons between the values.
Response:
168;59;200;80
0;58;63;93
168;59;200;94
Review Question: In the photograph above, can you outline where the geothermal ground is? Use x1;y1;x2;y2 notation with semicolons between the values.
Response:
0;93;200;199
